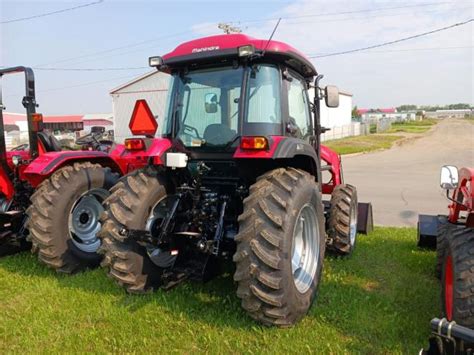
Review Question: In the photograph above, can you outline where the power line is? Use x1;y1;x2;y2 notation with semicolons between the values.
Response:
230;2;454;25
309;18;474;59
32;2;455;68
33;31;193;67
308;45;474;56
4;73;145;98
33;66;148;72
273;5;469;27
38;74;141;93
1;0;104;24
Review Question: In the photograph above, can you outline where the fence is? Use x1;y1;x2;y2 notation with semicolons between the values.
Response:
321;122;370;142
376;118;392;133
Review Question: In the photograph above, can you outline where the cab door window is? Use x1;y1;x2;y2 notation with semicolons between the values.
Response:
287;73;311;140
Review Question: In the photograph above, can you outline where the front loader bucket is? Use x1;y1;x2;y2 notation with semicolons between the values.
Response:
417;214;439;249
0;211;31;257
357;202;373;234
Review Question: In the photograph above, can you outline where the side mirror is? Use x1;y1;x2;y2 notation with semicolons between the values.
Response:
440;165;459;190
325;85;339;108
205;93;218;114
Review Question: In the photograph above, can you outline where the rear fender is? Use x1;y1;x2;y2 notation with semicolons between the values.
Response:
110;138;172;173
22;151;125;187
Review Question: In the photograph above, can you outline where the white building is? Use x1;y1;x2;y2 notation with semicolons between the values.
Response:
110;71;170;142
426;109;473;119
361;111;417;122
110;72;353;142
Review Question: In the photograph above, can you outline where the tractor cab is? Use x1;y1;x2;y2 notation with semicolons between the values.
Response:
148;35;338;157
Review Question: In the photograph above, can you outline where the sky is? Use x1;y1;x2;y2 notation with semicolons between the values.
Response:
1;0;473;114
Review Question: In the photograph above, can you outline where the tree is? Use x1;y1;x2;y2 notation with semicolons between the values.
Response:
352;106;361;119
447;103;470;110
396;105;417;112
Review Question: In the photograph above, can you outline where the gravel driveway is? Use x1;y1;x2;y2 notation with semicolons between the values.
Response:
342;119;474;227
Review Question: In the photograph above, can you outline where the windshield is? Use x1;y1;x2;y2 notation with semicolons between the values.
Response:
163;64;282;149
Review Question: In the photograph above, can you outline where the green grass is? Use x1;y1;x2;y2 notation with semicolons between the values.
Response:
324;134;403;155
0;227;439;353
464;116;474;123
387;119;438;134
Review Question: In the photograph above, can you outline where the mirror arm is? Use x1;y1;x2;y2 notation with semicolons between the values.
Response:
445;189;469;210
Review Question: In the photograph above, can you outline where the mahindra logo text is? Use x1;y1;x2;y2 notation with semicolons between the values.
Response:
191;46;220;53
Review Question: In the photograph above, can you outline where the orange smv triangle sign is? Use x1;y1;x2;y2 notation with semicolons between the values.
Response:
129;99;158;136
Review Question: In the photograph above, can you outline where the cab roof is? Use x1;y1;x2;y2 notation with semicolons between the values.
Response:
161;34;317;78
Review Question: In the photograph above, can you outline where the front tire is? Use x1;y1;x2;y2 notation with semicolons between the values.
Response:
326;184;358;256
233;168;325;327
441;226;474;327
27;162;118;273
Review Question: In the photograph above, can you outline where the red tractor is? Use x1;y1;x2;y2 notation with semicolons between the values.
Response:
98;34;372;326
418;166;474;352
0;67;151;272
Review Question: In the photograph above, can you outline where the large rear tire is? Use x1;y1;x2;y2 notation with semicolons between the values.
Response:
441;226;474;328
99;167;168;293
326;184;358;256
234;168;325;327
27;162;118;273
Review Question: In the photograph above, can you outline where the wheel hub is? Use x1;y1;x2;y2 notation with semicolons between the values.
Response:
146;196;178;267
291;203;319;294
69;188;109;253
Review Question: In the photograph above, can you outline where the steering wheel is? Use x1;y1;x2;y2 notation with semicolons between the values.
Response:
183;124;201;139
76;134;93;145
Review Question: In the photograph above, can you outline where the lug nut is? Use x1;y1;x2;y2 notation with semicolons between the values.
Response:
197;240;206;251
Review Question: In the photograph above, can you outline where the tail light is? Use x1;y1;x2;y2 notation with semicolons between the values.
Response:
240;136;269;150
124;138;145;151
31;113;44;132
32;113;43;122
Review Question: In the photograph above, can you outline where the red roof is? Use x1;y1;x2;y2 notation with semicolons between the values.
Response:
162;33;317;77
2;113;25;125
2;113;83;124
43;115;83;123
379;108;397;113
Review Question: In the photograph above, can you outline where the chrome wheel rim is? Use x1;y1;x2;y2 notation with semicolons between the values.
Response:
349;203;358;247
145;196;174;234
291;203;320;294
69;188;109;253
145;195;177;266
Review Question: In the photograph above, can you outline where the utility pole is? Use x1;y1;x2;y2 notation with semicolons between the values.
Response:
218;23;242;34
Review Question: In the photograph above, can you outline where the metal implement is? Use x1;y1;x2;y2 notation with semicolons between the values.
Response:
420;318;474;354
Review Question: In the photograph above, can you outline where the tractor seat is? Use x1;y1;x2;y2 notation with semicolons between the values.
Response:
203;124;236;146
37;131;62;152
